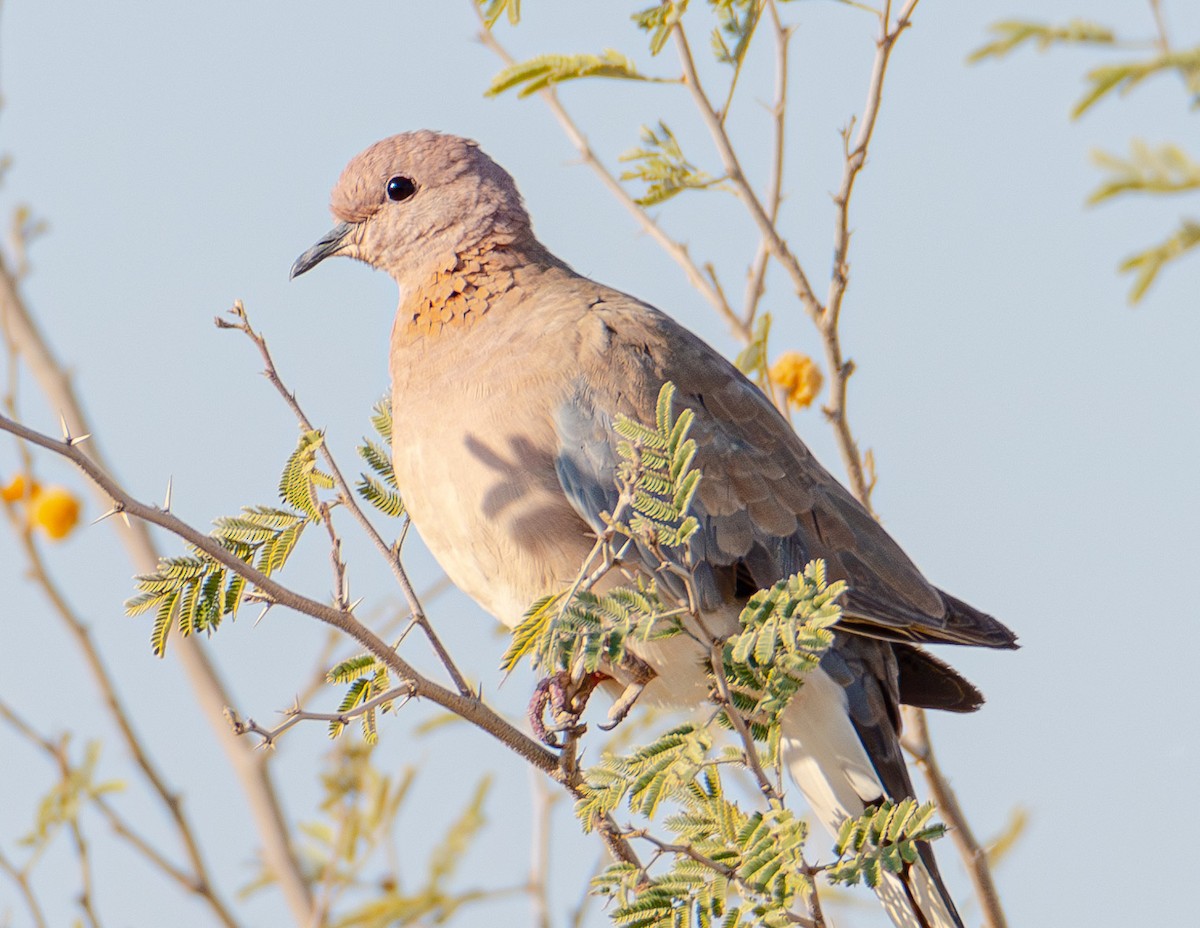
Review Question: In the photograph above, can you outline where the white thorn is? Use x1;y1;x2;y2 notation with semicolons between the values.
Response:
254;604;271;627
59;412;71;442
91;505;120;525
68;433;91;446
120;511;131;528
348;596;365;613
162;476;173;512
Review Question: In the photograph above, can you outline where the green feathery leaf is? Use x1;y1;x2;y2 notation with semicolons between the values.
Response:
1119;218;1200;303
633;0;689;56
620;121;719;206
279;429;333;519
826;799;946;888
967;19;1116;64
1089;141;1200;205
478;0;520;29
487;49;665;98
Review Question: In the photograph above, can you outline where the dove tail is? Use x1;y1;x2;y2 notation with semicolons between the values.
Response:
780;668;964;928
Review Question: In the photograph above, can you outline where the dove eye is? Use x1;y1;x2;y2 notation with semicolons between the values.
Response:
386;176;417;202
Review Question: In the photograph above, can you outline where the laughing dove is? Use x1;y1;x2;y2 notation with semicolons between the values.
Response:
292;130;1017;928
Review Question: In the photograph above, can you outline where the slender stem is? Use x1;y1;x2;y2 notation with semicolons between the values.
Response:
222;304;473;699
673;22;824;321
715;0;763;124
0;254;315;923
0;849;49;928
902;706;1008;928
740;0;791;330
1148;0;1170;52
232;686;414;747
528;770;554;928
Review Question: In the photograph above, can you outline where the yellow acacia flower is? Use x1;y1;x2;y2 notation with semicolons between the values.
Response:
29;486;81;540
769;351;824;409
2;473;40;503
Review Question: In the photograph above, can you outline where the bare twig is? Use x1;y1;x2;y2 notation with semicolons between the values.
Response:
1148;0;1171;53
220;302;474;699
740;0;791;331
229;686;413;748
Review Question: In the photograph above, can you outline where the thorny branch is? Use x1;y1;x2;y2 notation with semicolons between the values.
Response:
228;686;414;749
0;407;644;873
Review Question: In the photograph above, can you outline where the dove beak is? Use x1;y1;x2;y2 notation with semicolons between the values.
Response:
290;221;356;279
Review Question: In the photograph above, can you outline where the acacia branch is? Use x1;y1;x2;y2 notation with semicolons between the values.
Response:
707;645;826;928
0;409;559;775
0;408;646;869
0;252;314;923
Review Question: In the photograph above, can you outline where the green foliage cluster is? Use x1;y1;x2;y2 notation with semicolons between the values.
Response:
356;398;404;518
127;403;404;659
502;383;698;674
633;0;689;56
126;430;331;657
826;798;946;889
327;654;397;745
620;122;720;206
21;740;123;853
611;382;702;550
972;12;1200;302
710;0;762;69
721;563;843;739
592;768;813;928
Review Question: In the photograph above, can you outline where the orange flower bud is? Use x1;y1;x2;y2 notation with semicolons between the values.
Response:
769;352;824;409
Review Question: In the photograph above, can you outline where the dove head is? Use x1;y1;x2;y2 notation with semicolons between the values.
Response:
291;131;533;285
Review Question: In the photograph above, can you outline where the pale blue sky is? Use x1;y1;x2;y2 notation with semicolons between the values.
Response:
1;2;1197;926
